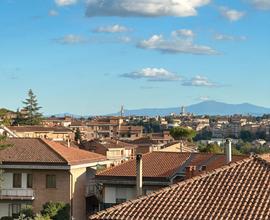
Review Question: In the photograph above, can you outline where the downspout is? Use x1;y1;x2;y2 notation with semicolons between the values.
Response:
69;170;74;219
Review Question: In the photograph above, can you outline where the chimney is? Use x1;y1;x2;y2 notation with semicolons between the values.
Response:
225;139;232;164
136;154;143;197
180;141;184;153
185;166;196;179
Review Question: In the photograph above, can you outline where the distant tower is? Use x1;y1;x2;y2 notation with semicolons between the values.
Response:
120;105;124;117
181;106;186;115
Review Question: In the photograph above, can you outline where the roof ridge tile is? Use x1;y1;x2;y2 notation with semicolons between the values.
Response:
39;138;69;163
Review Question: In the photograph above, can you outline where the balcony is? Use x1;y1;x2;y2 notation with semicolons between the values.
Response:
0;188;35;200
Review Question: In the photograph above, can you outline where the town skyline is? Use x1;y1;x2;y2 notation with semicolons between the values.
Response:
1;0;270;115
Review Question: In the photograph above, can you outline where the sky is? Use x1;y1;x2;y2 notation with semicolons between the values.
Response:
0;0;270;115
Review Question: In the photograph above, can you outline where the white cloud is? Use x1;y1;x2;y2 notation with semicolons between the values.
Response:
214;33;247;41
121;68;181;81
48;10;59;16
55;0;77;6
86;0;210;17
138;34;218;55
220;7;245;21
182;75;218;87
94;24;130;33
171;29;195;38
248;0;270;10
54;34;86;44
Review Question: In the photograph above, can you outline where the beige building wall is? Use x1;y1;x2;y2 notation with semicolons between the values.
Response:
70;167;87;220
15;131;72;141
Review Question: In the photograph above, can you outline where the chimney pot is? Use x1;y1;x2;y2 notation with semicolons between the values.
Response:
225;139;232;164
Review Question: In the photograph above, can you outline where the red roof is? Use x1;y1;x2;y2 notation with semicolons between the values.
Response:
43;139;106;165
96;152;247;180
90;154;270;220
0;138;106;166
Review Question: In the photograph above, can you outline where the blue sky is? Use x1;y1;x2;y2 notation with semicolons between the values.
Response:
0;0;269;115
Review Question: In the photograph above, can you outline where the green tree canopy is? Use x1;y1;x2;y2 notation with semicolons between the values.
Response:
22;89;43;125
198;143;223;154
74;128;82;143
170;127;196;141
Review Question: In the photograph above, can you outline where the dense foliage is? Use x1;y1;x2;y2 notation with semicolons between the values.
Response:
170;127;196;141
197;141;270;155
41;202;70;220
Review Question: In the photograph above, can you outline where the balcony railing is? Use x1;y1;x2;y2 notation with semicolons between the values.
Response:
0;188;35;200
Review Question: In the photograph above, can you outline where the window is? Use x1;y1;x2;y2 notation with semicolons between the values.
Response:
27;174;33;188
13;173;22;188
9;204;21;218
46;175;56;188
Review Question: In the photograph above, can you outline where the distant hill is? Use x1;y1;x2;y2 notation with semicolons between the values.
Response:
110;101;270;116
47;113;87;118
49;101;270;117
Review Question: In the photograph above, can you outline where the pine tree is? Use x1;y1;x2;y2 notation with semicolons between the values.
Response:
22;89;43;125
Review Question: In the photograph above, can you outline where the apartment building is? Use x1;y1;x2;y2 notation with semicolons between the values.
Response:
6;126;73;141
42;116;73;127
126;131;174;154
80;139;137;165
83;117;143;140
86;117;124;139
0;138;107;219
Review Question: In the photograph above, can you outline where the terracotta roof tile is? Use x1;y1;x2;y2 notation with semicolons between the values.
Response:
43;139;106;165
0;138;106;165
96;152;246;180
90;154;270;220
0;138;66;164
97;152;191;179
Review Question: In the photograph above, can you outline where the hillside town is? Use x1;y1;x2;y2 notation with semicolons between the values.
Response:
1;0;270;219
0;90;270;219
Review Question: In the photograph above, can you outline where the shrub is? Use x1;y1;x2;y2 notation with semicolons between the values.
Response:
20;206;34;219
40;202;70;220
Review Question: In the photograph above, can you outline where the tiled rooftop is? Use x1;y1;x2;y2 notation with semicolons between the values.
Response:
90;154;270;220
82;139;137;150
96;152;247;180
0;138;106;165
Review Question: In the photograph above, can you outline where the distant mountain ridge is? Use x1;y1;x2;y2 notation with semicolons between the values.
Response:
48;101;270;117
112;101;270;116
